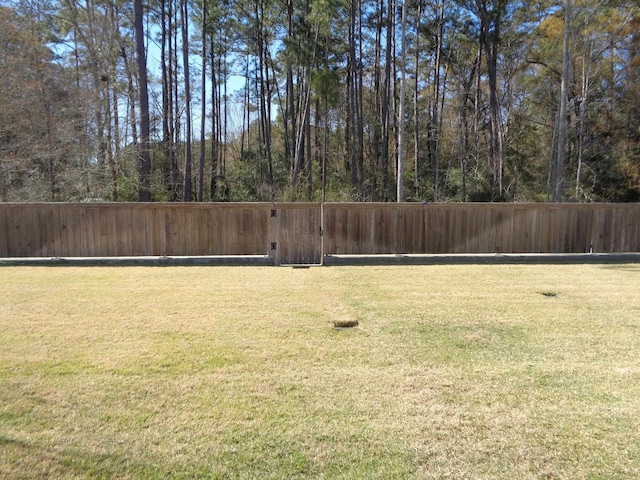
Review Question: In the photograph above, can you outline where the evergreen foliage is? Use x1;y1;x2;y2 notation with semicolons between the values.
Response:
0;0;638;202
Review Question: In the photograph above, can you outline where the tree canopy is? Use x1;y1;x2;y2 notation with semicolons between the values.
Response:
1;0;638;202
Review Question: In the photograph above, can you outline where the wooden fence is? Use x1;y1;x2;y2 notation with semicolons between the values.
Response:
1;202;639;264
323;203;640;255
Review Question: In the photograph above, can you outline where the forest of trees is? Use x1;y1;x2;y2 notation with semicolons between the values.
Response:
1;0;638;203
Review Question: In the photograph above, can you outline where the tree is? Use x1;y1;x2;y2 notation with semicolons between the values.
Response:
552;0;570;202
0;5;90;201
134;0;151;201
473;0;507;199
181;0;193;201
2;0;639;203
397;0;407;202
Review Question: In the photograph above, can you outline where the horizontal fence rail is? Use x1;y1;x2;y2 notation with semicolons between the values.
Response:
1;203;639;264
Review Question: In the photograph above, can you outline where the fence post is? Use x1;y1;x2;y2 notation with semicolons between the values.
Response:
268;203;281;266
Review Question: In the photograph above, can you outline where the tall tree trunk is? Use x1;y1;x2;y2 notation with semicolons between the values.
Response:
356;0;364;193
476;0;505;199
255;0;273;199
380;0;393;200
134;0;151;201
473;43;482;186
346;57;354;183
347;0;364;193
106;75;117;200
308;97;315;200
121;47;138;146
554;0;571;202
210;34;219;200
459;57;478;202
159;0;177;200
199;0;207;202
181;0;193;201
172;0;181;198
222;53;228;178
576;53;589;201
290;22;319;197
413;0;422;197
286;0;295;171
397;0;407;202
322;96;328;202
373;0;383;199
291;73;310;197
432;0;444;200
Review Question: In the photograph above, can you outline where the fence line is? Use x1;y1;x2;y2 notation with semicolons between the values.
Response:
322;203;640;255
1;203;639;264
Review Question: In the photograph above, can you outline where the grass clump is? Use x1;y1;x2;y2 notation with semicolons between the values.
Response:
1;264;640;479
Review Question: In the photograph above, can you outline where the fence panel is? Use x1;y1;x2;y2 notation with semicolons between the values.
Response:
1;202;639;259
324;203;385;254
323;203;640;255
273;203;322;264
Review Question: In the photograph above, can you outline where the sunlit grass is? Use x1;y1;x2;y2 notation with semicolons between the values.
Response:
1;264;640;479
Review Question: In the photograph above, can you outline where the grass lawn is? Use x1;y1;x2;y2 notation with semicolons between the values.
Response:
1;264;640;479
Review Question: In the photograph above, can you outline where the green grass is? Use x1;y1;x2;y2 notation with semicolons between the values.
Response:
1;264;640;479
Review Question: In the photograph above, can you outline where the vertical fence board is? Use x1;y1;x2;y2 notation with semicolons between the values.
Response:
52;205;67;256
129;205;147;256
591;206;606;253
575;207;591;253
19;205;34;257
182;206;196;255
397;205;425;254
606;207;619;253
193;207;204;254
83;206;96;257
465;207;482;253
66;204;83;256
484;206;501;253
218;206;232;254
352;207;366;254
322;206;337;254
8;205;23;257
66;205;82;256
424;207;442;253
375;206;394;253
148;206;164;255
164;206;179;256
0;205;7;257
625;207;640;252
107;207;120;256
25;205;40;256
499;207;514;253
204;207;217;256
93;205;108;256
267;203;280;264
38;204;53;257
615;207;637;253
518;207;535;253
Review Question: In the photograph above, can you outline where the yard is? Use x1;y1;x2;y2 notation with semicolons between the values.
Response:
1;264;639;479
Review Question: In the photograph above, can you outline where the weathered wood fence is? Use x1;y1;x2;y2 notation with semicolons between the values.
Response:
1;203;639;264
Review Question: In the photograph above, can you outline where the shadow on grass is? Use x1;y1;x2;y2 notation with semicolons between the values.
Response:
598;264;640;273
0;434;164;479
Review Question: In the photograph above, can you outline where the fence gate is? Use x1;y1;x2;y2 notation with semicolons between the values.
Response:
269;203;322;265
